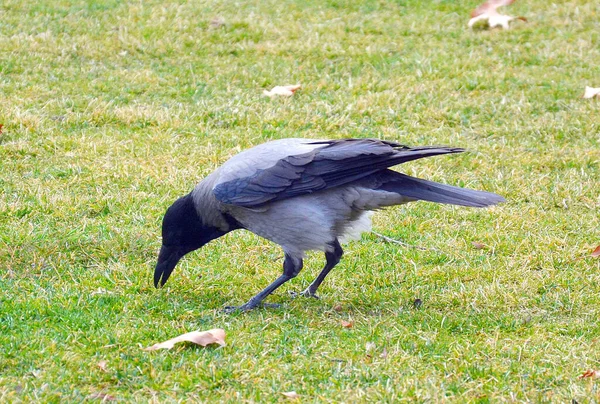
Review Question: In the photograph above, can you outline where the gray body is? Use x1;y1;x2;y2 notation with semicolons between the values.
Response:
155;138;505;311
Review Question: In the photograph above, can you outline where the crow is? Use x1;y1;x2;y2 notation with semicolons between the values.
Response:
154;138;504;311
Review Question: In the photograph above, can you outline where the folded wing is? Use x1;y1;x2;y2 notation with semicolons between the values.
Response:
213;139;464;208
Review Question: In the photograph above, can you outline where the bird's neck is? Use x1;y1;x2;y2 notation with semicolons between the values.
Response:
191;174;240;232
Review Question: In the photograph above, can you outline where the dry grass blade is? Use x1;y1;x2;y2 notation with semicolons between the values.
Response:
87;392;117;401
372;231;443;253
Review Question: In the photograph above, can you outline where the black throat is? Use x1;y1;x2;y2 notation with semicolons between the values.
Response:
162;193;233;254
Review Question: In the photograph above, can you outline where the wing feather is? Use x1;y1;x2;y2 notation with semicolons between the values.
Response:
213;139;464;207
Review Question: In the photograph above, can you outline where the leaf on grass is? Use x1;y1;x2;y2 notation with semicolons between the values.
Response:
143;328;226;351
583;87;600;99
87;392;117;401
210;17;225;29
472;241;488;250
263;84;301;97
282;391;300;399
579;369;600;379
97;360;108;372
333;304;343;312
468;0;526;30
592;245;600;257
341;320;354;328
0;124;3;134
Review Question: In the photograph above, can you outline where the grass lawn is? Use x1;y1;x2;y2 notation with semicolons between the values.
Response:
1;0;599;401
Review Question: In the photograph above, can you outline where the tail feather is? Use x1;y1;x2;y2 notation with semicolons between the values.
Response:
378;172;505;208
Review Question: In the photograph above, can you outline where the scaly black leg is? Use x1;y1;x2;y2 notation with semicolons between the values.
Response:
224;254;303;312
300;240;343;299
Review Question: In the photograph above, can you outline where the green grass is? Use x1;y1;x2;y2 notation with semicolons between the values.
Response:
1;0;599;401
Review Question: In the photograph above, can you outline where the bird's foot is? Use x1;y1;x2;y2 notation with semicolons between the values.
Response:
290;288;320;299
223;302;281;313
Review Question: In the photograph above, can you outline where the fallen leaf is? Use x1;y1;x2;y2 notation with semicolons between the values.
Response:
263;84;301;97
282;391;300;399
583;86;600;99
333;304;343;312
97;360;108;372
143;328;226;351
87;392;117;401
468;0;526;30
472;241;488;250
0;124;3;134
210;17;225;29
592;245;600;257
579;370;600;379
341;320;354;328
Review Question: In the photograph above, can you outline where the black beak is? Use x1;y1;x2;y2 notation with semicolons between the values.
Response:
154;245;183;288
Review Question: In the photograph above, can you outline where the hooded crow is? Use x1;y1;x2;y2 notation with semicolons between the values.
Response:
154;138;504;311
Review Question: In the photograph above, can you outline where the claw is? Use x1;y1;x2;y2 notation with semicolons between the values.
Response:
302;290;320;299
290;289;320;299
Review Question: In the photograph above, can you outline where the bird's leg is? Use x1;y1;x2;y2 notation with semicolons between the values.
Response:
224;254;303;312
300;240;343;299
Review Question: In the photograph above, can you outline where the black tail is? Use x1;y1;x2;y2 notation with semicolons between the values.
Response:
378;171;505;207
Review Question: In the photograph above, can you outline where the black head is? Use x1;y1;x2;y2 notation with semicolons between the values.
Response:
154;193;226;288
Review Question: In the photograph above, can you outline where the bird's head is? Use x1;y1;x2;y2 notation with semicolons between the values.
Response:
154;193;225;288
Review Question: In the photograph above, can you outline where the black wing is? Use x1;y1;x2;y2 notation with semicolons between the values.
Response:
213;139;464;207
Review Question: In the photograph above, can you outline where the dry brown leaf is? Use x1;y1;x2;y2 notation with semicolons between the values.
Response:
341;320;354;328
87;392;117;401
579;369;600;379
468;0;525;29
97;360;108;372
592;245;600;257
282;391;300;399
583;87;600;99
210;17;225;29
143;328;226;351
333;304;343;312
263;84;301;97
0;124;3;134
472;241;488;250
